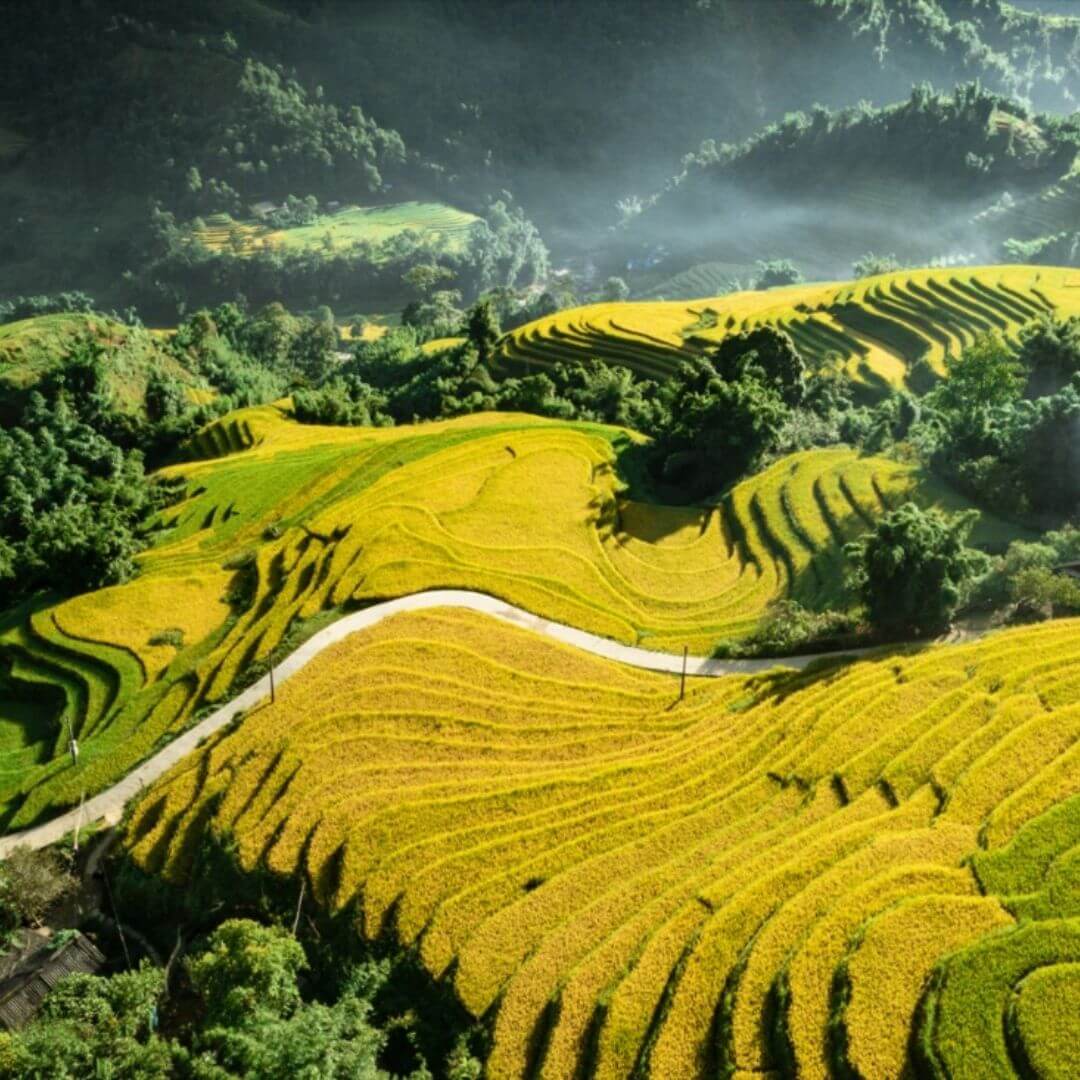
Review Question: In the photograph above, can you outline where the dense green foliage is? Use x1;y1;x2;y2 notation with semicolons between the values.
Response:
914;329;1080;519
0;292;95;326
0;390;158;603
4;1;1080;309
0;918;474;1079
134;198;547;320
630;81;1080;285
846;502;988;635
656;357;790;492
0;298;351;605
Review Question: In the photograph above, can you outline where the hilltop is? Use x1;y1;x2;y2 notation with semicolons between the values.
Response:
500;265;1080;398
623;84;1080;288
0;313;203;421
4;2;1080;316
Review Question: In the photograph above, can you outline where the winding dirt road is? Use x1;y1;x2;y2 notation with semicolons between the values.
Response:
0;589;887;857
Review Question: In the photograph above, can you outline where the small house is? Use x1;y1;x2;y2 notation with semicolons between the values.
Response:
0;933;107;1030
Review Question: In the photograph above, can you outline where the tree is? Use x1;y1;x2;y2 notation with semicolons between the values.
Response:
853;252;902;279
466;299;501;367
1011;381;1080;514
401;289;464;338
0;920;416;1079
659;357;788;493
601;276;630;302
752;259;803;290
846;502;988;636
186;919;306;1028
711;326;806;405
932;334;1024;415
0;964;172;1079
402;263;455;296
193;994;384;1079
144;371;188;423
1017;315;1080;398
0;393;156;604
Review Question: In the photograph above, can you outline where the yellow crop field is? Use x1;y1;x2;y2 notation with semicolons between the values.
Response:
0;404;1019;834
499;265;1080;397
124;608;1080;1080
52;569;233;680
193;201;478;258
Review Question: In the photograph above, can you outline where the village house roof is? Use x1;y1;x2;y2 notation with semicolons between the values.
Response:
0;933;106;1030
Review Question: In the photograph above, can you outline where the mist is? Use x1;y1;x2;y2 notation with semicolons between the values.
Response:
264;0;1080;265
4;0;1080;312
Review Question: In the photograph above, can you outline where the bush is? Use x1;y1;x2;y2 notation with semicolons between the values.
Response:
846;502;989;637
743;600;858;654
853;253;902;279
0;847;76;930
753;259;804;290
1007;567;1080;620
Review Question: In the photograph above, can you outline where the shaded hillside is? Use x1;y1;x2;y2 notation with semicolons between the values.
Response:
625;83;1080;284
3;0;1080;311
0;314;203;422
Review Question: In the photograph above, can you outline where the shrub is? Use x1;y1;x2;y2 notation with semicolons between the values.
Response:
0;847;76;930
846;502;988;636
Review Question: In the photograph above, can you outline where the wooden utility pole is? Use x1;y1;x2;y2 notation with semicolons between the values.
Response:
680;646;688;702
73;790;85;854
292;879;306;936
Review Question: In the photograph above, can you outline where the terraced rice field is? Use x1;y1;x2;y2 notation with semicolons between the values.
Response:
125;608;1080;1079
500;265;1080;397
0;405;1017;830
640;261;746;301
194;201;479;257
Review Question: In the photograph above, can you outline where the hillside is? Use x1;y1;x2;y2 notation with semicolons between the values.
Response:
624;84;1080;286
500;265;1080;397
125;605;1080;1079
5;1;1080;313
194;201;479;258
0;405;1019;830
5;2;1080;1075
0;313;204;420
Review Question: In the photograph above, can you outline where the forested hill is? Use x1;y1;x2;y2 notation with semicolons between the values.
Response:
264;0;1080;229
4;0;1080;314
4;0;1080;251
621;82;1080;284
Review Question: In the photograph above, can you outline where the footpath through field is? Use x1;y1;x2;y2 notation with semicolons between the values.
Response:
0;589;921;856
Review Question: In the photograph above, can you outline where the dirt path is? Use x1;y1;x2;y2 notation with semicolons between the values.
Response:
0;589;904;857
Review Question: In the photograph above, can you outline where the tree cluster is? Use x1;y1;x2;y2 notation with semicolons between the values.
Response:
912;323;1080;520
131;198;547;322
0;918;482;1079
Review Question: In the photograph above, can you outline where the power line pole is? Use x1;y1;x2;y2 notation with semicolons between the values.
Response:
680;646;688;702
291;879;305;937
73;790;85;854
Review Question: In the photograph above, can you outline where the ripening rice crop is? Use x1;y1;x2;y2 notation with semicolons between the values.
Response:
52;569;233;679
0;403;1020;833
499;265;1080;397
194;201;479;258
126;609;1080;1079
